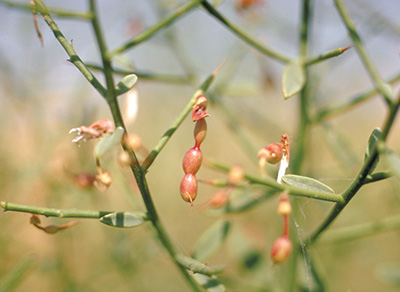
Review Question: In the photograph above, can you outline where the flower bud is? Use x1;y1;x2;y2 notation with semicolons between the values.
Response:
258;143;283;165
194;119;207;147
74;173;95;189
182;147;203;175
228;164;244;186
180;174;198;206
209;190;230;208
277;193;292;216
94;171;112;191
270;235;292;264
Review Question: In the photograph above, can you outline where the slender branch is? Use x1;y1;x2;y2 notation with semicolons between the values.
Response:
308;93;400;244
86;63;193;83
0;201;136;219
206;159;344;203
108;0;202;57
200;1;290;63
315;72;400;122
0;0;93;19
317;214;400;244
33;0;107;98
304;45;351;66
334;0;393;106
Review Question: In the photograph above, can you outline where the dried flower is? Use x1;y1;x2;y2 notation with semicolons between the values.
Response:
69;119;113;143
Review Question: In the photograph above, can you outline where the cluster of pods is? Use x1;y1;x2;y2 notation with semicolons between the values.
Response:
179;95;209;206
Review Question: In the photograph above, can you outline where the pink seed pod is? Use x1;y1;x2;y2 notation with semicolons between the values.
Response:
182;147;203;175
258;143;283;165
180;174;198;206
270;235;293;264
209;190;230;208
194;119;207;147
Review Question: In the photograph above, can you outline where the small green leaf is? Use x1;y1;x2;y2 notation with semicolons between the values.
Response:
115;74;138;95
282;174;335;194
282;60;306;99
100;212;146;228
95;126;124;159
365;127;382;173
191;273;226;292
192;220;230;262
176;255;223;276
385;149;400;178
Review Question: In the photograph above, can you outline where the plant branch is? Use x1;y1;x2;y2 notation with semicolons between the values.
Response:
334;0;393;106
200;1;290;63
33;0;107;98
108;0;202;57
0;0;93;19
308;93;400;244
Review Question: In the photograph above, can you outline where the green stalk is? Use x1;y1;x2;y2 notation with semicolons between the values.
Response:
0;0;93;19
108;0;202;57
33;0;107;98
0;201;148;219
200;1;290;63
308;93;400;245
334;0;393;106
315;72;400;122
88;2;204;291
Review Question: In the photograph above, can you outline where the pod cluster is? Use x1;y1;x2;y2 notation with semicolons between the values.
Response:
180;95;209;206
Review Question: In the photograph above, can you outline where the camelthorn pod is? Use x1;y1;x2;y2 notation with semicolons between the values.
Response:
270;235;292;264
194;119;207;147
258;143;283;165
182;147;203;175
180;174;198;206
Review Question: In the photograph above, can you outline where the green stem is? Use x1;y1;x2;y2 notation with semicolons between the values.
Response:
334;0;393;106
108;0;202;57
86;63;193;83
304;45;351;66
0;201;125;219
318;213;400;244
33;0;107;98
200;1;290;63
315;72;400;122
207;159;343;203
308;93;400;244
89;2;204;290
0;0;93;19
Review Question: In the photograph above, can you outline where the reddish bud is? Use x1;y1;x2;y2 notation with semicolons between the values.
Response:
194;119;207;147
74;173;95;189
228;164;244;185
180;174;198;206
182;147;203;175
270;235;292;264
258;143;283;165
277;193;292;216
94;171;112;191
209;190;230;208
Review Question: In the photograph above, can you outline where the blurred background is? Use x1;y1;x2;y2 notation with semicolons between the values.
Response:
1;0;400;291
